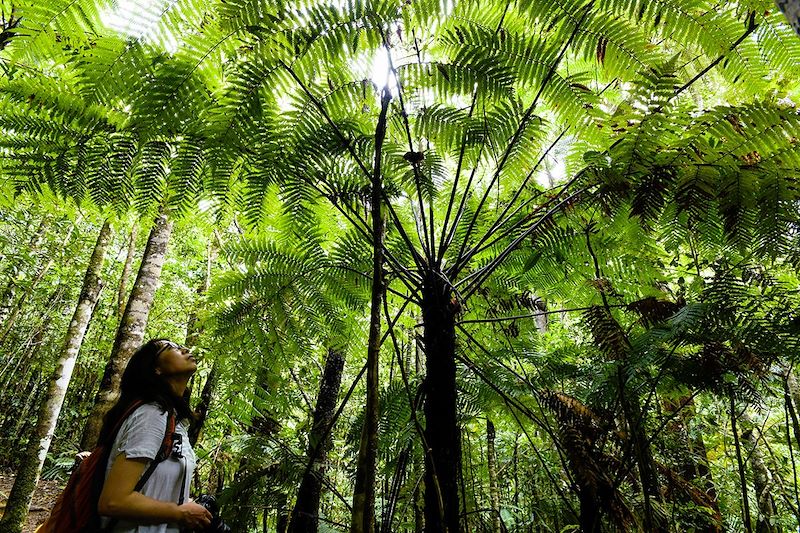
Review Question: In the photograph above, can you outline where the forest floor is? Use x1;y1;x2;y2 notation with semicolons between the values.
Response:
0;471;63;532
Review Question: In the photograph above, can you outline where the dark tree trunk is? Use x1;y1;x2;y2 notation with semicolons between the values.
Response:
487;419;501;533
421;269;461;533
351;86;391;533
288;350;345;533
189;362;217;446
578;487;602;533
81;213;173;449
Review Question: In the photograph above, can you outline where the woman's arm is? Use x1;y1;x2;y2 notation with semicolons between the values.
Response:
98;453;212;529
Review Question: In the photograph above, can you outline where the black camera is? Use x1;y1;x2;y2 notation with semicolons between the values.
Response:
194;494;231;533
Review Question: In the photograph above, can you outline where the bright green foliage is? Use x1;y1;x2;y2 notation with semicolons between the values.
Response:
1;0;800;531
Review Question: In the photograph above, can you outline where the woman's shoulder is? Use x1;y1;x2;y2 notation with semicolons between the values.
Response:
128;402;170;423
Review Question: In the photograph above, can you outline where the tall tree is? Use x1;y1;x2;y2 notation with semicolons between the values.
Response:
350;85;391;533
288;349;345;533
486;419;501;533
0;220;111;533
80;212;173;449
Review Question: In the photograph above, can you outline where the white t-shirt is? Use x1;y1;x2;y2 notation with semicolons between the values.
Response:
100;403;197;533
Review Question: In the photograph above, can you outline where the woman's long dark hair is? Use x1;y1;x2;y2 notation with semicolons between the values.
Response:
97;338;195;445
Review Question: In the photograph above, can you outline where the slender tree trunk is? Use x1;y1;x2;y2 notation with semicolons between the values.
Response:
117;221;138;318
350;86;391;533
741;412;779;533
0;221;111;533
185;240;215;437
80;213;173;450
731;390;754;533
189;361;217;446
288;350;345;533
185;240;214;348
532;295;548;333
487;419;501;533
421;269;461;533
414;476;424;533
785;373;800;447
413;340;425;533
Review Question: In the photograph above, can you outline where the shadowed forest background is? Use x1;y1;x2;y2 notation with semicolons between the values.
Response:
1;0;800;531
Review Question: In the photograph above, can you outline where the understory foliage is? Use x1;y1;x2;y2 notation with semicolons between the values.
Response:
1;0;800;530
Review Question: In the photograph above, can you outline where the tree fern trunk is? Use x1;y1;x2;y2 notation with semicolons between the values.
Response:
421;269;461;533
487;419;501;533
0;220;111;533
350;86;390;533
288;349;345;533
80;213;173;450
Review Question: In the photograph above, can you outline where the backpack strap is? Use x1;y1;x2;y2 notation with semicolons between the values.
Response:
133;409;176;492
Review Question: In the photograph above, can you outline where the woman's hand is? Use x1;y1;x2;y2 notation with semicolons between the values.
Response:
176;501;213;529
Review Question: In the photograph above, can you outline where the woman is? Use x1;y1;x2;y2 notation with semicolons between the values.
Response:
96;338;212;532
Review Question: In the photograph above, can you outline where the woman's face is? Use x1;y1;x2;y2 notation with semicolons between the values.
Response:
155;341;197;377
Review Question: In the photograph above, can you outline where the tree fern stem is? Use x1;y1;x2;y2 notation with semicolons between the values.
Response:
730;388;754;533
452;4;591;269
351;85;391;533
420;270;461;533
280;60;426;269
436;85;479;268
455;127;570;273
381;36;437;261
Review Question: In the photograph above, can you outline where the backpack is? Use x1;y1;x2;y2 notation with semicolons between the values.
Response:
37;401;177;533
